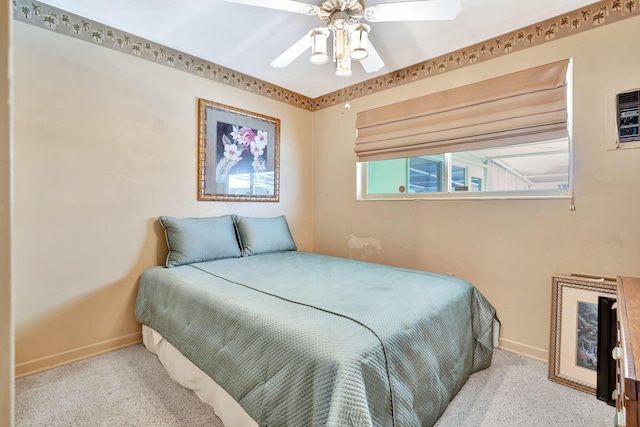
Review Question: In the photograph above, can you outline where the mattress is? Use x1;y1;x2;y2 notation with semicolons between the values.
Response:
135;251;497;426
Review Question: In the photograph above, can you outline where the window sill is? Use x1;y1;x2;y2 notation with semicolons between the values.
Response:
357;190;572;201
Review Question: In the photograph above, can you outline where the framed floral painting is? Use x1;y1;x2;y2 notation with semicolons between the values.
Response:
548;274;617;394
197;98;280;201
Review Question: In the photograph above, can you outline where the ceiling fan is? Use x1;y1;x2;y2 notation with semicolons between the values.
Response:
225;0;462;77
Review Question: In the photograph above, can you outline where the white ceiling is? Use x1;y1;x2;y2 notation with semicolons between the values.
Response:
41;0;596;98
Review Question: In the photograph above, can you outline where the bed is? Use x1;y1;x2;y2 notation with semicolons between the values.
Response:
134;215;497;427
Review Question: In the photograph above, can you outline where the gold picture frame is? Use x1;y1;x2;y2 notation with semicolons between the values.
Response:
197;98;280;202
548;274;617;394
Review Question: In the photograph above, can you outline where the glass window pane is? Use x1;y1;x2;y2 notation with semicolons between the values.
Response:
363;139;569;197
451;165;467;191
471;177;482;192
451;139;569;192
367;158;408;194
409;156;443;193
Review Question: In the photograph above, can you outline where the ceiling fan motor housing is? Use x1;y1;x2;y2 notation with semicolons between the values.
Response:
317;0;365;26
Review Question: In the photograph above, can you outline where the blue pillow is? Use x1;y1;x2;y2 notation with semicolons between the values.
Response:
233;215;297;257
159;215;241;267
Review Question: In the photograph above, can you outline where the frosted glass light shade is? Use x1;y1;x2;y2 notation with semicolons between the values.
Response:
349;24;370;61
310;28;330;64
335;55;352;77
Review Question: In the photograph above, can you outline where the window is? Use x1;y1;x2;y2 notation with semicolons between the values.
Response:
470;177;482;192
356;59;572;200
409;156;443;193
361;138;570;199
451;165;467;192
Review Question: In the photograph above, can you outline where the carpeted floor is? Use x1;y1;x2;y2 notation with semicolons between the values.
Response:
15;344;614;426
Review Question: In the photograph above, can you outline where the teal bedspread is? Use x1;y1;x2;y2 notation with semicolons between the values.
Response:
135;251;496;427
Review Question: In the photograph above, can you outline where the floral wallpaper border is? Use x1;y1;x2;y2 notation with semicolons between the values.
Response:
317;0;639;110
12;1;315;110
13;0;640;112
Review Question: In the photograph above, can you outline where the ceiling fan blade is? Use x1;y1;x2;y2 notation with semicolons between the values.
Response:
270;32;312;68
360;41;384;73
364;0;461;22
225;0;319;15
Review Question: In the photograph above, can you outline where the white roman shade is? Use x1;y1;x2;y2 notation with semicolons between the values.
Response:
355;59;570;162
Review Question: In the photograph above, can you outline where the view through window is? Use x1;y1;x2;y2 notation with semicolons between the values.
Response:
365;139;570;197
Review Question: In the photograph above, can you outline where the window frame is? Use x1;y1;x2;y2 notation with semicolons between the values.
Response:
356;139;573;201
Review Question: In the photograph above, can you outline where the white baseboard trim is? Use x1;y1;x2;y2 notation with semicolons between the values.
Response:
15;331;142;378
498;337;548;363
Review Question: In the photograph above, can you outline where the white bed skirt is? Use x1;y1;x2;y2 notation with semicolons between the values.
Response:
142;325;258;427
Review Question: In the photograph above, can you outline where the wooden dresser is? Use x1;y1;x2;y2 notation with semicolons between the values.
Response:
615;276;640;427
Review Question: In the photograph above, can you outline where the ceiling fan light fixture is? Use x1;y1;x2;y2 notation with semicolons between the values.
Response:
349;23;370;61
335;55;353;77
309;28;331;64
229;0;464;79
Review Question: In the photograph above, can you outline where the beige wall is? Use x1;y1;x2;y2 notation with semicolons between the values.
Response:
11;8;640;376
1;0;13;422
13;22;313;375
312;16;640;361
